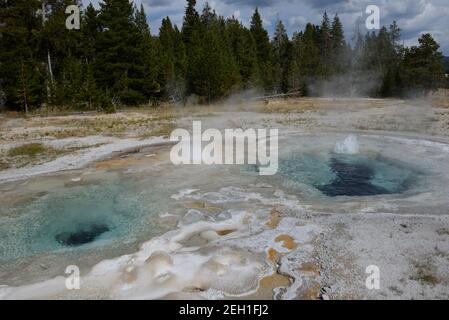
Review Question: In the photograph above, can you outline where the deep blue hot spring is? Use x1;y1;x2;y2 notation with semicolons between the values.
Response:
0;178;166;261
278;152;416;197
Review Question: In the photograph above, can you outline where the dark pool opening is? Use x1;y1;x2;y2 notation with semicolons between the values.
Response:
55;224;110;247
318;157;393;197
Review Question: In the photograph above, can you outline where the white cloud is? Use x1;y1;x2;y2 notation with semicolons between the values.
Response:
289;16;307;29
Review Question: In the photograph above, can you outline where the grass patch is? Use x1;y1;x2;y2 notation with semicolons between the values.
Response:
2;143;67;170
388;286;404;296
1;142;109;171
437;228;449;236
411;261;439;286
8;143;47;157
139;123;177;140
0;161;9;170
416;269;439;286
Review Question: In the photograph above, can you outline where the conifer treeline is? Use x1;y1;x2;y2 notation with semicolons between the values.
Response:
0;0;446;112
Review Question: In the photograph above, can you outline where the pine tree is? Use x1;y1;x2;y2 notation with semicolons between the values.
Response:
289;32;305;92
82;3;99;65
159;17;186;101
201;2;217;30
79;4;101;109
377;27;396;96
330;14;349;75
95;0;148;105
173;26;187;100
250;8;275;92
318;12;332;78
226;17;258;88
42;1;85;107
300;23;320;79
135;4;150;36
159;17;176;98
215;15;241;97
182;0;200;45
386;21;403;96
402;33;445;93
136;4;161;101
182;0;203;97
272;20;291;93
187;3;239;102
0;0;46;111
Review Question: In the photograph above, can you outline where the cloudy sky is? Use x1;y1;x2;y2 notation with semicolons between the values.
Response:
83;0;449;54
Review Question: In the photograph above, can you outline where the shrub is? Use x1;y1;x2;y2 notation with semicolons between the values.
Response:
8;143;47;157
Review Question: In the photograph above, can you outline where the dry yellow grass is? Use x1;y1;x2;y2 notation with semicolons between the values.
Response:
138;122;178;140
429;89;449;108
1;104;224;141
242;97;399;114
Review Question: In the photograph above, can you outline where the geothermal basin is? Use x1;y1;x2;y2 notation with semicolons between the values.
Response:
1;98;449;299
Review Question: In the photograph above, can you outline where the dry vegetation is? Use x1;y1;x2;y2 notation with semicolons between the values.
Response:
0;104;222;170
411;260;440;286
1;143;63;170
0;105;219;143
138;122;178;140
0;142;111;170
7;143;48;157
428;89;449;108
245;98;403;114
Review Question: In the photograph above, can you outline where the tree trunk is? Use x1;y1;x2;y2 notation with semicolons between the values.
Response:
20;61;29;114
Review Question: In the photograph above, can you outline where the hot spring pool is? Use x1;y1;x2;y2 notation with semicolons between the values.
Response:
0;177;167;262
244;133;443;201
279;152;417;197
274;134;428;198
